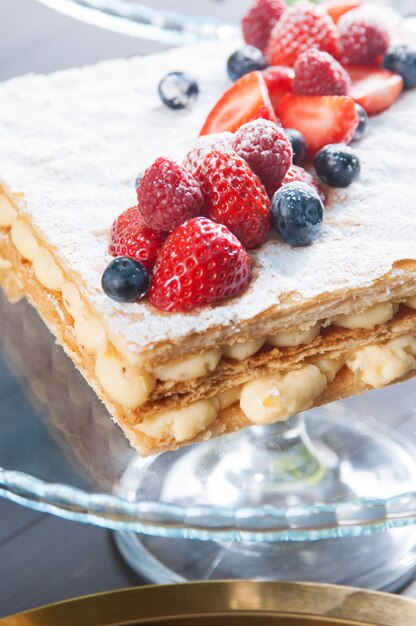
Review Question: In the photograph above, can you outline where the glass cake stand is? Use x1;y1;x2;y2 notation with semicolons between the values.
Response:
1;290;416;592
34;0;416;47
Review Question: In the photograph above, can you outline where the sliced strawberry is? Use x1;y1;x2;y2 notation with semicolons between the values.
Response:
277;94;359;156
323;0;361;24
262;66;294;113
346;66;404;115
199;71;276;136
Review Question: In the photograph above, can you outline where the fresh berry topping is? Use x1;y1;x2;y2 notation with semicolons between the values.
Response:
242;0;287;52
283;165;326;205
183;132;234;176
149;217;252;312
284;129;307;166
338;10;390;66
102;257;150;303
200;71;276;136
383;45;416;90
352;103;369;141
294;49;351;96
278;94;358;156
347;66;403;115
233;119;292;197
262;66;294;112
267;4;339;67
194;150;270;249
137;157;204;233
227;46;268;82
134;172;143;190
158;72;199;110
110;206;166;272
315;143;360;188
323;0;361;25
271;182;324;246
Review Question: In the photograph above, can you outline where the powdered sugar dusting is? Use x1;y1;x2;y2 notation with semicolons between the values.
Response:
0;39;415;358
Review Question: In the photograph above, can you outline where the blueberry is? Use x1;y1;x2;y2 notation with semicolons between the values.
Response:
158;72;199;110
352;104;369;142
285;128;307;166
227;46;268;82
315;144;360;188
383;45;416;90
271;182;324;246
102;257;150;303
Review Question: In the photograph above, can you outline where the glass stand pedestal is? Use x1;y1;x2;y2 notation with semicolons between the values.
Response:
115;408;416;590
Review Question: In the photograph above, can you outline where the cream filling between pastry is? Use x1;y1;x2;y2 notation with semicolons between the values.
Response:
333;302;397;330
154;348;222;381
346;335;416;388
268;322;321;347
0;194;17;227
240;364;328;426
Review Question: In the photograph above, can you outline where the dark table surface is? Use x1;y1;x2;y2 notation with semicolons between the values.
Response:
0;0;416;618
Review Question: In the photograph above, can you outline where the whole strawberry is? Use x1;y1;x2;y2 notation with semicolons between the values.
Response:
294;49;351;96
283;165;326;205
233;119;292;197
195;150;271;249
267;4;340;67
183;132;233;177
110;206;166;271
137;157;204;232
338;9;390;66
149;217;252;312
242;0;287;53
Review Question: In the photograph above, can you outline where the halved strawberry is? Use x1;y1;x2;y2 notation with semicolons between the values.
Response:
323;0;361;24
346;66;404;115
199;71;276;136
277;94;359;156
262;66;294;113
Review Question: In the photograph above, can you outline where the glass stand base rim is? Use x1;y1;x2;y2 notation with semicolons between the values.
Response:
114;526;416;592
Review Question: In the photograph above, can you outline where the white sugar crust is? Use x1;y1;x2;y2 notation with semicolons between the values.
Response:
0;39;415;360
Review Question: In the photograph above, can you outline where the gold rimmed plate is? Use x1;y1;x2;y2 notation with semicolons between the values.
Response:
1;581;416;625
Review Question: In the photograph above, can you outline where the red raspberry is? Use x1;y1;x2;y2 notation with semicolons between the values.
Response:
110;206;166;271
267;4;340;67
242;0;286;52
195;150;271;249
149;217;252;312
262;65;295;112
183;132;233;177
338;9;390;66
283;166;326;204
233;119;292;197
294;49;351;96
137;157;204;232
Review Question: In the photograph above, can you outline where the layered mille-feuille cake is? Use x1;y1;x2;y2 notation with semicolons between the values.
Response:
0;0;415;455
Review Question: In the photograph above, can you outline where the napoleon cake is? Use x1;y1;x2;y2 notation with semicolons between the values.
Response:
0;1;415;455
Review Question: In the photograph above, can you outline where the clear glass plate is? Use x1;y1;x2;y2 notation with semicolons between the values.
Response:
1;289;416;589
34;0;251;45
34;0;416;47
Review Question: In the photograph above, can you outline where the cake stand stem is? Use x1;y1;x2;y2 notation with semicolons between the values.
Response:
115;405;416;589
